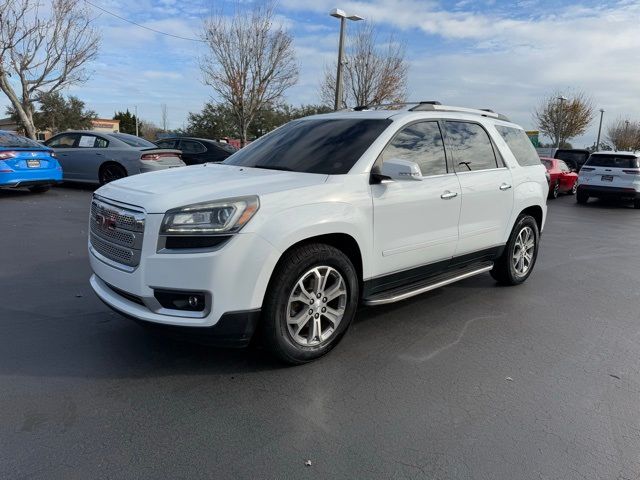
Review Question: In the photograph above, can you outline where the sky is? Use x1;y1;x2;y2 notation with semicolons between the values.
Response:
3;0;640;146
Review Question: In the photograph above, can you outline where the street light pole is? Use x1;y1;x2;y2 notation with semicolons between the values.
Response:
595;109;604;151
330;8;363;111
555;96;568;150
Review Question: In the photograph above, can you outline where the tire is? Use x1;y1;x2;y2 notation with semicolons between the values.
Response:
576;189;589;204
28;185;50;193
634;199;640;210
491;215;540;286
261;243;359;364
569;181;577;195
99;163;127;185
549;180;559;199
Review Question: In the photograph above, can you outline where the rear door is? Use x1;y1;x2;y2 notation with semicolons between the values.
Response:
444;121;514;258
372;120;461;280
178;139;207;165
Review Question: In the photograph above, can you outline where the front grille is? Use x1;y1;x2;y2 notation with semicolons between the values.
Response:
90;197;145;268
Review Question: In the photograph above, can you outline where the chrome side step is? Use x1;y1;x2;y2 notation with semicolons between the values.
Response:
363;262;494;306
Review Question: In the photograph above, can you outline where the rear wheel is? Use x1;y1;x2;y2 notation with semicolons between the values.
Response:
549;181;559;199
634;199;640;210
99;164;127;185
261;243;359;364
569;181;578;195
28;185;50;193
491;215;540;286
576;189;589;204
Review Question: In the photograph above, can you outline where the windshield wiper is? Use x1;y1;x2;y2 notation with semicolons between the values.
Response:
252;165;294;172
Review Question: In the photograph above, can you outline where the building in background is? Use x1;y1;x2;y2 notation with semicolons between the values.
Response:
90;118;120;133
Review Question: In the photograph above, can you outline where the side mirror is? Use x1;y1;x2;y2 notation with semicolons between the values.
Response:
380;158;423;181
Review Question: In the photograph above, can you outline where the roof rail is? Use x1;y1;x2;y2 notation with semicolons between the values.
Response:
347;101;511;121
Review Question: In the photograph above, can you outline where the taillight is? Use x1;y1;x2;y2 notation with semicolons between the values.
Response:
141;152;177;161
622;169;640;174
0;151;17;160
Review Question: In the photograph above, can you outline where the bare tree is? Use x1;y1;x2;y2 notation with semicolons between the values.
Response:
533;91;595;147
0;0;100;139
606;118;640;151
200;2;298;146
321;24;408;108
160;103;168;132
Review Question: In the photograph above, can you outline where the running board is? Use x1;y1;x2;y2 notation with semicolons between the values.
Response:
363;262;494;306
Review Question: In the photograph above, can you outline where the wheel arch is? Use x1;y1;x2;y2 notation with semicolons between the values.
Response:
273;233;364;286
519;205;544;232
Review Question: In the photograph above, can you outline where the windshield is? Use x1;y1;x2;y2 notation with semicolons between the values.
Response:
586;154;639;169
224;118;392;174
0;131;43;149
110;133;156;148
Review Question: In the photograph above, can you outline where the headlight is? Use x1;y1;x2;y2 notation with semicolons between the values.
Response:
161;196;259;235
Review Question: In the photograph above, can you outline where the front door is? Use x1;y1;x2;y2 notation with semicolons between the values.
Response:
372;121;461;284
46;133;80;179
443;121;514;257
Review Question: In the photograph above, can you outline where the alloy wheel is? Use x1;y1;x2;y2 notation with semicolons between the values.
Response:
512;226;535;277
286;266;347;346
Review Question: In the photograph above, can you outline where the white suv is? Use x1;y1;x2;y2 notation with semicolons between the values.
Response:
577;151;640;208
88;102;548;363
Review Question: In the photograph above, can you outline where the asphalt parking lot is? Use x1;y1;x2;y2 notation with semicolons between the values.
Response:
1;186;640;480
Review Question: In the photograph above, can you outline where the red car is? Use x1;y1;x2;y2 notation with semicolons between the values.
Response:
541;157;578;199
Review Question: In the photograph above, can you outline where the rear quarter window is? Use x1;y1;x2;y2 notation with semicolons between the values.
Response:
495;125;541;167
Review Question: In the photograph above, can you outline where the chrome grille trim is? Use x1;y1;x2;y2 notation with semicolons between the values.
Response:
90;197;145;268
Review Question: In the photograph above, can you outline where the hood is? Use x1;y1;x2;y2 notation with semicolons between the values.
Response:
95;163;328;213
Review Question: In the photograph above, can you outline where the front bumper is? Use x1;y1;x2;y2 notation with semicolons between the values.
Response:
578;185;640;199
89;212;281;335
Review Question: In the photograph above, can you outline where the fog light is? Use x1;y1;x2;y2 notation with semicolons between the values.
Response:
154;289;206;312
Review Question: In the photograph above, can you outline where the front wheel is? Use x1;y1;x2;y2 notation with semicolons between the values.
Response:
261;243;359;364
491;215;540;286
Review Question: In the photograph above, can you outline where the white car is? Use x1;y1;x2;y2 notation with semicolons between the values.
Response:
88;102;548;363
577;151;640;208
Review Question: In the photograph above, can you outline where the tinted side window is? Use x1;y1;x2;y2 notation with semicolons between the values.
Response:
156;140;177;149
46;134;78;148
495;125;541;167
381;121;447;176
445;122;497;171
180;140;206;154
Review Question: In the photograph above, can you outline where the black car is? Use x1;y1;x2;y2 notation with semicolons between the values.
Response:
554;149;591;172
155;137;237;165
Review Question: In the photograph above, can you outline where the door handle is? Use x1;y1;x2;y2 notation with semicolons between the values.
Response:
499;183;512;191
441;191;458;199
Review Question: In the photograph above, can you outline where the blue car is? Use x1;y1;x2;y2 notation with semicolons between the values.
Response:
0;130;62;193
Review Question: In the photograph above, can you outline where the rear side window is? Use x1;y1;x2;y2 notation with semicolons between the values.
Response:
380;121;448;176
445;121;497;171
586;155;639;169
495;125;541;167
224;119;392;175
180;140;206;154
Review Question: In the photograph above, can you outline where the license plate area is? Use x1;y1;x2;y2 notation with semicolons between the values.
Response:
26;159;41;168
601;175;614;182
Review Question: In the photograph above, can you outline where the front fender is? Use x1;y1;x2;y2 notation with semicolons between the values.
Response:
255;201;372;278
